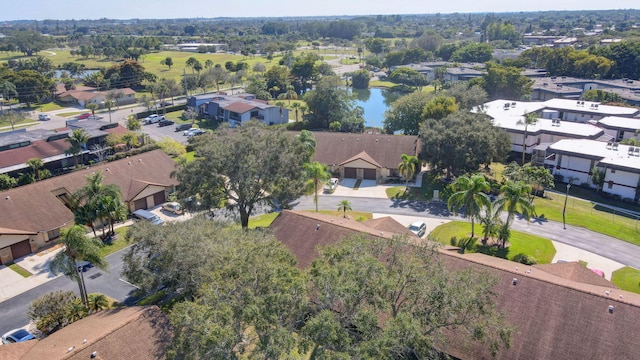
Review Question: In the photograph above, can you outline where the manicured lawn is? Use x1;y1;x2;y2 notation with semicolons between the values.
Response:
315;209;373;221
34;102;65;112
8;263;32;277
429;221;556;264
611;266;640;294
248;212;280;229
532;193;640;245
387;172;447;202
98;226;131;257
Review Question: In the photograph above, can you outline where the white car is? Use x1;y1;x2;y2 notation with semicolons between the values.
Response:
144;114;165;124
162;202;183;215
2;328;35;344
183;127;199;136
324;178;339;192
408;221;427;238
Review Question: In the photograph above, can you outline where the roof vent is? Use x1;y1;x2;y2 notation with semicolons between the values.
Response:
5;196;9;200
83;339;87;344
608;305;614;314
91;351;98;359
376;139;379;142
316;224;320;231
512;278;518;286
105;168;109;171
605;290;611;296
138;159;142;162
128;161;132;165
67;346;75;353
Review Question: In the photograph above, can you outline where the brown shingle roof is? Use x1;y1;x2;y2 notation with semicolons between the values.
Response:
339;150;382;168
0;150;177;233
534;261;618;288
0;139;72;170
311;132;419;169
223;102;258;114
0;306;173;360
270;210;640;360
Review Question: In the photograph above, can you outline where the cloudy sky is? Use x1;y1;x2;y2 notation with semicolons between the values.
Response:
2;0;638;21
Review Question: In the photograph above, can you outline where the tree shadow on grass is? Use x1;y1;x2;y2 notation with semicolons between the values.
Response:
476;244;510;260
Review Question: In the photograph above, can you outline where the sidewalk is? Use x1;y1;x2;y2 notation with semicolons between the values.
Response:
0;245;64;303
0;220;135;304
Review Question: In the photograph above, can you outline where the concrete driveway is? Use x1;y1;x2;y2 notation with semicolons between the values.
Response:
327;179;395;198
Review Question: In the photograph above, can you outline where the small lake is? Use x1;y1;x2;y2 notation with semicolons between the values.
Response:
350;87;403;129
53;69;100;79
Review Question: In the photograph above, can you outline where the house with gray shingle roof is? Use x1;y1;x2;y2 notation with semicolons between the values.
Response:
201;93;288;126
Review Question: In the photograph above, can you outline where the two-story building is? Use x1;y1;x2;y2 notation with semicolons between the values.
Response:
196;93;288;126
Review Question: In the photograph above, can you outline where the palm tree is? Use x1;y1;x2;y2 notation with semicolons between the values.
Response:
121;132;139;150
300;105;308;118
447;174;491;238
305;162;331;212
291;102;301;122
296;130;316;162
398;154;420;191
479;200;503;245
67;298;88;322
26;158;45;181
49;225;107;306
103;99;115;123
65;129;90;167
74;172;123;235
337;200;352;218
85;102;99;118
495;180;534;248
186;57;198;73
517;111;538;165
0;80;18;111
87;293;109;313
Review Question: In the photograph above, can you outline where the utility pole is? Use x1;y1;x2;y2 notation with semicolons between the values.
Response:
183;68;189;98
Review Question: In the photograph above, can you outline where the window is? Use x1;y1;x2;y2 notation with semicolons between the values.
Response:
608;180;614;189
611;169;616;174
46;228;60;242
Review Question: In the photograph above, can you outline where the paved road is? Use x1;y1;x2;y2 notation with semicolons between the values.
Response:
0;246;138;335
293;195;640;269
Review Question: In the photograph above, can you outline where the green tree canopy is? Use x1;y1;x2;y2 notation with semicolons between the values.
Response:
303;76;364;132
177;121;307;228
383;90;431;135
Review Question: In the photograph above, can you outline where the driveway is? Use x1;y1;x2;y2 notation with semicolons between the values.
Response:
327;179;394;198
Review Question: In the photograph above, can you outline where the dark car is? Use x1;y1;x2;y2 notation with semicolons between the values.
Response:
76;113;92;119
158;119;175;127
175;123;192;132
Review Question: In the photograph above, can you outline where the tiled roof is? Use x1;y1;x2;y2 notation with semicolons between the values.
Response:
0;150;177;233
311;132;419;170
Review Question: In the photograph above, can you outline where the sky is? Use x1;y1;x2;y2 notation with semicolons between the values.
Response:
2;0;639;21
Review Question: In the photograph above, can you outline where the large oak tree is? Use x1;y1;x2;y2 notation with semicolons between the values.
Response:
176;121;307;228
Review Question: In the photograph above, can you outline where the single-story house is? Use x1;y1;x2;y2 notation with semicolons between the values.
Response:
311;132;420;183
0;149;177;264
270;210;640;359
57;87;136;108
548;139;640;202
0;306;173;360
201;93;288;126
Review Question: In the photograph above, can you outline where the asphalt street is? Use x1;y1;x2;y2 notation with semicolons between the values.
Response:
0;246;138;335
293;195;640;269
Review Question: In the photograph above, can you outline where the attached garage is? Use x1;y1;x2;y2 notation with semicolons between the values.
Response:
363;169;376;180
133;198;147;210
344;167;357;179
153;191;166;206
10;240;32;260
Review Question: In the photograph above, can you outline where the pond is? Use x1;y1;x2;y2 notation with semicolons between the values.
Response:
350;87;403;129
53;69;100;79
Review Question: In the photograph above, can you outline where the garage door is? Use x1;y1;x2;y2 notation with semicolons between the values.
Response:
344;167;356;178
363;169;376;180
153;191;166;206
11;240;32;260
133;198;147;210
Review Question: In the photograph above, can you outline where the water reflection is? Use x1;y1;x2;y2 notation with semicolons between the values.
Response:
350;87;403;128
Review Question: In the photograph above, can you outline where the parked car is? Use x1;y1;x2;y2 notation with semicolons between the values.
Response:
86;115;103;120
183;127;199;136
144;114;165;124
324;178;339;193
132;209;164;225
158;119;175;127
175;123;192;132
408;221;427;238
189;129;208;137
2;329;35;344
162;202;183;215
76;112;92;119
76;260;92;272
38;114;51;121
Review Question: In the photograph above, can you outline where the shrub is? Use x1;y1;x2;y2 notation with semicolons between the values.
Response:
28;291;80;335
513;253;538;265
450;236;477;254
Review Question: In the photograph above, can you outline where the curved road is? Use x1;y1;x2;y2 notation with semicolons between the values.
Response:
292;195;640;269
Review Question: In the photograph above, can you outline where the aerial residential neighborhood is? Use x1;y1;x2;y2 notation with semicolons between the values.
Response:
1;2;640;359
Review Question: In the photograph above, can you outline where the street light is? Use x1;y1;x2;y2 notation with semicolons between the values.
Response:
562;182;572;229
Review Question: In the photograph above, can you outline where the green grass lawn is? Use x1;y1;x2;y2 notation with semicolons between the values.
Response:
248;212;280;229
387;172;447;202
8;263;33;277
429;221;556;264
98;226;131;257
315;209;372;221
611;266;640;294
